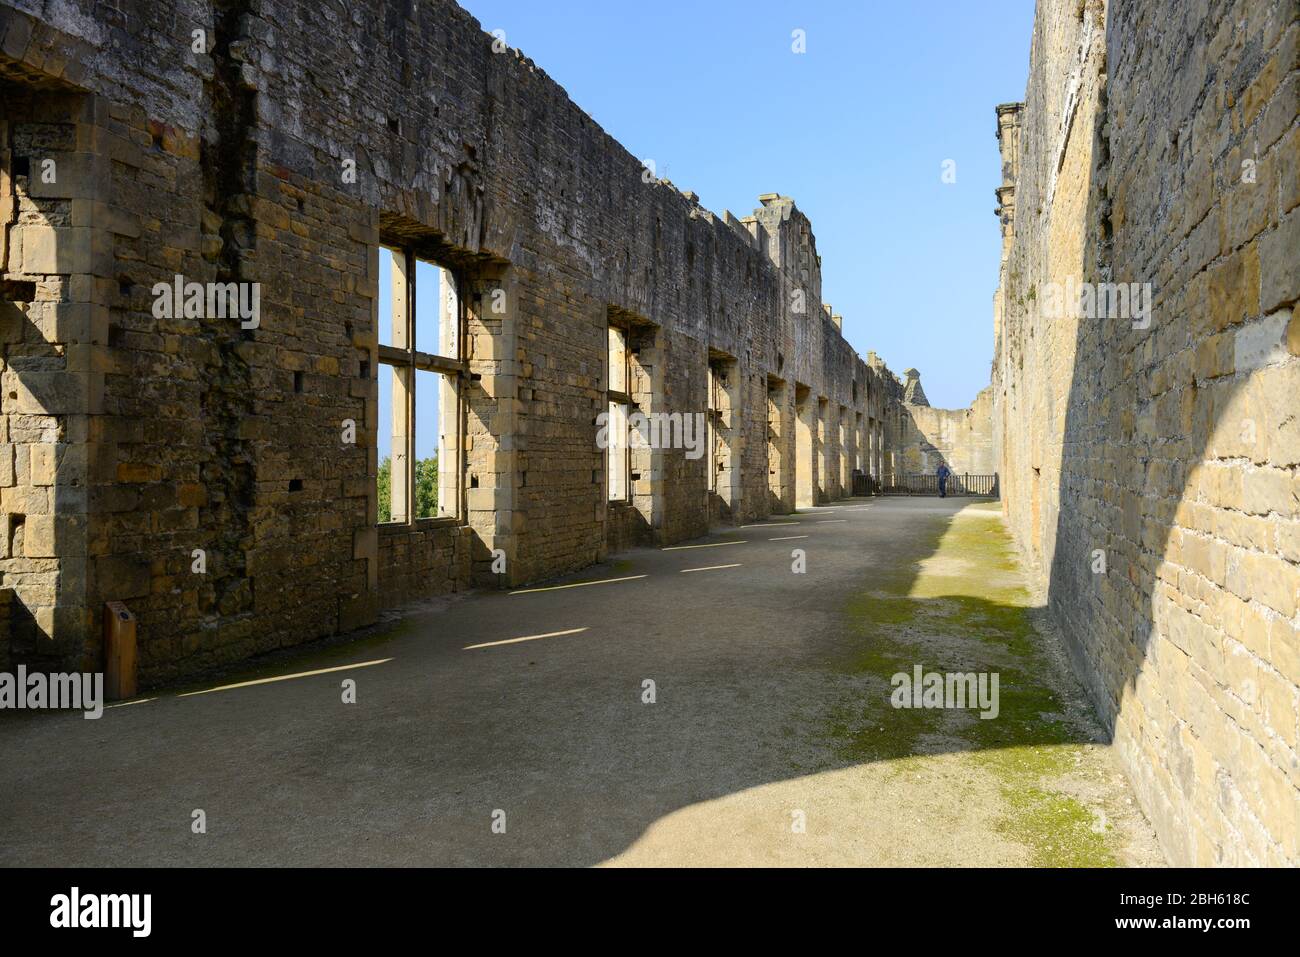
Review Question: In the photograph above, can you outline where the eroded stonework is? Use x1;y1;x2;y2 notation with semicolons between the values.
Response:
890;371;996;479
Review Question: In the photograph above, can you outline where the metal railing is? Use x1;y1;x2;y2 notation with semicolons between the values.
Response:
880;473;999;497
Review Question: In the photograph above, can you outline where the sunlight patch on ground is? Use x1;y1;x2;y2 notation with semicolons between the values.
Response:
600;754;1029;867
176;658;393;698
463;628;589;650
832;502;1163;866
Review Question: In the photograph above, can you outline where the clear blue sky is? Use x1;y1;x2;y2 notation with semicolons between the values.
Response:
457;0;1036;411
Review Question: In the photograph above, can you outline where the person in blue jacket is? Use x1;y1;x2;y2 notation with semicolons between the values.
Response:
936;462;951;498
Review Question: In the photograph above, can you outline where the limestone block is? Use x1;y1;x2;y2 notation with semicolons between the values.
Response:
10;371;88;415
18;226;91;275
94;555;152;600
23;514;56;557
1259;211;1300;314
28;152;108;200
29;444;55;486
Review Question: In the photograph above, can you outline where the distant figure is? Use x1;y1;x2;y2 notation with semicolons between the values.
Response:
936;463;951;498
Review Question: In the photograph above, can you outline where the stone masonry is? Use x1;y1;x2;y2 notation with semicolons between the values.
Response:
889;369;996;478
994;0;1299;864
0;1;906;685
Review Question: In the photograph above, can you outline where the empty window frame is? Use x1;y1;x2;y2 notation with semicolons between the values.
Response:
378;246;464;524
607;323;630;502
707;361;723;493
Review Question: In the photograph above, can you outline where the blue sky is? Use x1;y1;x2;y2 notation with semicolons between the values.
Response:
386;0;1036;459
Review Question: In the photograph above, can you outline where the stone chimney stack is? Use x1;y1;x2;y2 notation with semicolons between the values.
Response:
994;103;1025;256
902;368;930;406
994;102;1024;357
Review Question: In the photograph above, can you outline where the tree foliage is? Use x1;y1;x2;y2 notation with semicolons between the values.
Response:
378;455;439;522
414;456;438;519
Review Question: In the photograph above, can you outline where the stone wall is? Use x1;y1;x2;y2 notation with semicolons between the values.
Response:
0;1;906;686
0;78;100;673
892;377;996;478
994;0;1299;864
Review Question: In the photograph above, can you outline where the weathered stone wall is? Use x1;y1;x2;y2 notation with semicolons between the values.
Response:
0;1;906;685
892;382;996;478
0;76;100;672
994;0;1299;864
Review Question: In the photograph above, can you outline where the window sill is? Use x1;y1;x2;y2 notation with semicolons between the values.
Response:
378;516;462;535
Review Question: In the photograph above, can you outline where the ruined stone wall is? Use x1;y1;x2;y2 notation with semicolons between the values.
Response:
0;0;905;685
0;72;102;672
891;379;996;478
994;0;1299;864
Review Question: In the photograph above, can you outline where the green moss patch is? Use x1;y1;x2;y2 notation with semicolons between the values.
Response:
832;506;1123;866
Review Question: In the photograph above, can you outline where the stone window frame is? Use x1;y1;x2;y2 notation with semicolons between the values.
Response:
606;321;631;503
706;355;739;497
378;245;466;526
706;359;725;493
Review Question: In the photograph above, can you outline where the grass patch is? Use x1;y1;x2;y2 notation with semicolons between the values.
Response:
832;505;1123;865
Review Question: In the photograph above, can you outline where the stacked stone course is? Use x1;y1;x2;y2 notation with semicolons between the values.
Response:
994;0;1299;864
